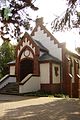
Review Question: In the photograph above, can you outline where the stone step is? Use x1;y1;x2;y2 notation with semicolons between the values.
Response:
0;82;19;94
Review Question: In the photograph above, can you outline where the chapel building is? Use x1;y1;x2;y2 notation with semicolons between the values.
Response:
0;18;80;98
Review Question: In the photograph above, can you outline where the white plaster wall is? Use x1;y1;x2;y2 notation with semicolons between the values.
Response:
32;26;62;60
52;64;60;83
10;66;15;75
19;76;40;93
17;37;35;57
40;63;50;84
21;51;33;59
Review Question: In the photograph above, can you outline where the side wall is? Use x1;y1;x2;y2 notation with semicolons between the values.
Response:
19;76;40;93
32;26;62;61
10;65;15;75
63;53;80;97
40;62;61;93
40;63;50;84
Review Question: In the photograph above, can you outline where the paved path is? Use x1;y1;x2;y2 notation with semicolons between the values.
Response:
0;94;80;120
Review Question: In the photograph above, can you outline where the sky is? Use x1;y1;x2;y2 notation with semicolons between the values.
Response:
29;0;80;52
0;0;80;52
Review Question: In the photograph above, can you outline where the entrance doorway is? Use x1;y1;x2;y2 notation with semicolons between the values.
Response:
20;59;33;81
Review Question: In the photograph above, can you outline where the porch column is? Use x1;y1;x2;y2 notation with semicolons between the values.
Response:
16;57;20;83
33;57;39;75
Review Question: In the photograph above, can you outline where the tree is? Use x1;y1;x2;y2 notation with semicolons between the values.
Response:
51;0;80;32
0;40;15;79
68;0;77;5
0;0;38;41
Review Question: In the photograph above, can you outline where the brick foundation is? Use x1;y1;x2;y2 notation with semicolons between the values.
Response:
40;84;61;94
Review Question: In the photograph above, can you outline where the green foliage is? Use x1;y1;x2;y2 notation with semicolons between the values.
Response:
0;41;15;79
22;90;67;98
54;93;66;98
0;0;38;40
4;8;11;21
22;90;52;97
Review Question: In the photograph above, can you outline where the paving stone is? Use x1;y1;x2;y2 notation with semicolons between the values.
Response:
0;94;80;120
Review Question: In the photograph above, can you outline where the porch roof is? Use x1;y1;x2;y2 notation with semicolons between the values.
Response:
7;60;16;65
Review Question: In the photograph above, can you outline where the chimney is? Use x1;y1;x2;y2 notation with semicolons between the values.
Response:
36;17;43;26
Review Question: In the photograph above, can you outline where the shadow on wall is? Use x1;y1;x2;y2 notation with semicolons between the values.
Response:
0;98;80;120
